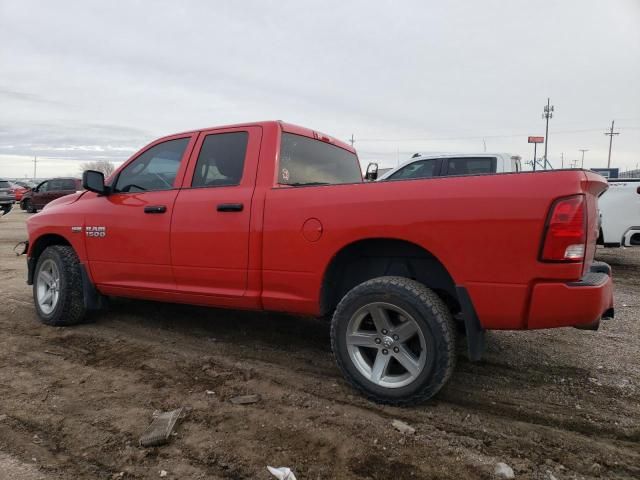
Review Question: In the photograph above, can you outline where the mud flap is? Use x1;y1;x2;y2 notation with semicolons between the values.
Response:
79;264;107;310
456;286;485;362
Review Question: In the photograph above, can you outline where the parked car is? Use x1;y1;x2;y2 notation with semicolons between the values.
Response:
598;178;640;247
20;177;81;213
21;121;613;405
0;178;16;215
9;181;31;202
376;153;522;181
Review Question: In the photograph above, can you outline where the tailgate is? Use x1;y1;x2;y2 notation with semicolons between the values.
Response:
582;171;609;274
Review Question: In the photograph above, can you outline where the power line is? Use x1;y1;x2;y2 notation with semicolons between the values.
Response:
353;126;624;143
604;120;620;168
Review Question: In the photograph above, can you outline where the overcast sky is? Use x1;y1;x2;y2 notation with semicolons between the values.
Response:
1;0;639;179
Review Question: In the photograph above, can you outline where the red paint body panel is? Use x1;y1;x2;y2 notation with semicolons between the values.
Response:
26;121;613;332
527;276;613;329
171;126;263;299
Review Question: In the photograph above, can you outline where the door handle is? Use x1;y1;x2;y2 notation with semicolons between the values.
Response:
217;203;244;212
144;205;167;214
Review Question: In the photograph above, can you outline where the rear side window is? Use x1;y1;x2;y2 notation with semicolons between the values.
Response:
0;181;9;188
115;138;189;193
445;157;496;176
389;159;438;180
278;133;361;185
192;132;248;187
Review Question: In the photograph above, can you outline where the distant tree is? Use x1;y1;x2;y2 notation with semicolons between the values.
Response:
79;160;116;177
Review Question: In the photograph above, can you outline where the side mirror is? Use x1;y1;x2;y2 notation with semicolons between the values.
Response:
365;162;379;181
82;170;109;195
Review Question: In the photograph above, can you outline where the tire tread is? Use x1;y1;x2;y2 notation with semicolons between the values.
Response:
330;276;456;406
34;245;86;326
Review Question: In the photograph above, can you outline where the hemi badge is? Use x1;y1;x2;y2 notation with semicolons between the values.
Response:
71;226;82;233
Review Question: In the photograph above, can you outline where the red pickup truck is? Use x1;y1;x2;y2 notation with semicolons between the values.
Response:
22;121;614;404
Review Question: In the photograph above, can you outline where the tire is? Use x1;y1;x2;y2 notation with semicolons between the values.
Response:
23;199;36;213
33;245;87;326
0;205;11;215
331;276;456;405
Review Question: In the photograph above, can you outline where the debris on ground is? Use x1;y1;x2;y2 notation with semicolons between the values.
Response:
494;462;515;478
159;470;167;477
139;408;183;447
391;419;416;435
230;394;260;405
205;390;215;395
267;466;297;480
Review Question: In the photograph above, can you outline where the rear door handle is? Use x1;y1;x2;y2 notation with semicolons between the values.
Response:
217;203;244;212
144;205;167;214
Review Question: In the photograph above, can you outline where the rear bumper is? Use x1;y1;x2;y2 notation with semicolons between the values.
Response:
527;261;614;329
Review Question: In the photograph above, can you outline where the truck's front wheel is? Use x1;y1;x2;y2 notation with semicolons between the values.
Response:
331;276;456;405
33;246;87;326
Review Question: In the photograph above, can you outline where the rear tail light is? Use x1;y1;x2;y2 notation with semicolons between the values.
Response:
540;194;586;262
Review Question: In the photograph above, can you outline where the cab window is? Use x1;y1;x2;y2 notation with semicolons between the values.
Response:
389;159;438;180
192;132;248;187
48;179;63;191
444;157;496;176
278;133;361;185
37;181;49;192
114;138;189;193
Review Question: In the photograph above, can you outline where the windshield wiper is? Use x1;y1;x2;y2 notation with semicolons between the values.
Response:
287;182;330;187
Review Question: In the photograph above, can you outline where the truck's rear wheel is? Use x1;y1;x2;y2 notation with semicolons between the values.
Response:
33;246;87;326
331;276;456;405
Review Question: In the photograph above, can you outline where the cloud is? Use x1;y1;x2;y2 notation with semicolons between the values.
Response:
0;0;638;177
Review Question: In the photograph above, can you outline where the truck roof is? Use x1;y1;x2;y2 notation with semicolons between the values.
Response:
169;120;356;154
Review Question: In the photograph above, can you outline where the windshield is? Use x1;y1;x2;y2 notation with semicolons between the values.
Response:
278;133;361;185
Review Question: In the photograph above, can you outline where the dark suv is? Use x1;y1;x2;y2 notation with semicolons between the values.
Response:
21;178;81;213
0;179;16;215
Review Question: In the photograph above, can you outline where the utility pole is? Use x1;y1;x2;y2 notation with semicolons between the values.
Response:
579;149;589;169
604;120;620;168
561;152;564;168
542;98;554;164
483;138;487;152
349;134;355;147
33;156;37;181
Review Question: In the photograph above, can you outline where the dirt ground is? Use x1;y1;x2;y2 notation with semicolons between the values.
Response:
0;210;638;480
